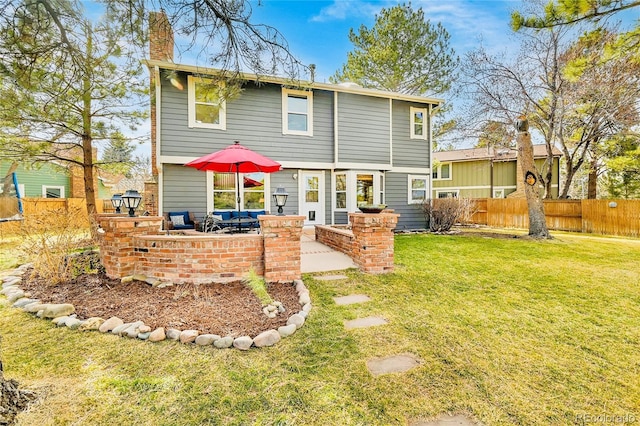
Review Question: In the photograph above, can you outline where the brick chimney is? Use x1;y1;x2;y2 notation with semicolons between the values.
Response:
149;11;174;62
148;11;174;209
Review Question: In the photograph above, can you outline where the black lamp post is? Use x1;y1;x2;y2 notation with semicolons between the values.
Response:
110;193;123;214
272;186;288;216
121;189;142;217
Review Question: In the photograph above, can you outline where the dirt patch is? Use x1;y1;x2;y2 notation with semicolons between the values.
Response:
19;269;300;337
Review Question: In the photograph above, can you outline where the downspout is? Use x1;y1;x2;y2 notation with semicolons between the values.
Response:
332;91;339;225
154;65;163;214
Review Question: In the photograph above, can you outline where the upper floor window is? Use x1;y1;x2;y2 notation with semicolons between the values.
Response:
432;163;451;180
410;107;428;139
282;88;313;136
188;76;226;130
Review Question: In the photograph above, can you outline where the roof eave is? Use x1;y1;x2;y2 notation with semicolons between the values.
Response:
143;59;444;106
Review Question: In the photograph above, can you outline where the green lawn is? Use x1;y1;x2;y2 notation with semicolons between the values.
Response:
1;232;639;425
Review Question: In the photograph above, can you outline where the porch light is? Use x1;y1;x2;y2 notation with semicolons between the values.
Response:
110;193;123;214
121;189;142;217
272;186;288;216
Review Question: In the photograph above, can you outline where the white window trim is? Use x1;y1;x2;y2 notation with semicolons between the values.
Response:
432;162;453;181
493;189;505;199
282;88;313;136
333;172;348;212
408;175;429;205
42;185;65;198
410;107;428;140
436;189;459;199
187;75;226;130
210;173;270;211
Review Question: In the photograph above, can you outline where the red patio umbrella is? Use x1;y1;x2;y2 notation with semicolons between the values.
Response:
184;141;282;217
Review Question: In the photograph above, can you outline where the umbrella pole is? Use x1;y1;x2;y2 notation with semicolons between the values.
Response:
236;164;241;233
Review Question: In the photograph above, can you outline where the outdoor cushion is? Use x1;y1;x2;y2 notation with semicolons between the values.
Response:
231;211;250;218
170;215;185;226
213;210;232;220
248;210;266;219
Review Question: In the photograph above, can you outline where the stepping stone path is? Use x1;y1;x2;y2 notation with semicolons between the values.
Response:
344;316;388;330
325;275;479;424
409;414;480;426
334;294;371;306
367;354;421;376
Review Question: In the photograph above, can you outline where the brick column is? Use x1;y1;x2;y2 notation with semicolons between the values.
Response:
96;214;163;279
259;215;305;283
349;212;399;274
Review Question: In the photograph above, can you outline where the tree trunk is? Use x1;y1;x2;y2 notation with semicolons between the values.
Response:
0;363;37;424
516;117;551;239
1;162;18;197
587;158;598;199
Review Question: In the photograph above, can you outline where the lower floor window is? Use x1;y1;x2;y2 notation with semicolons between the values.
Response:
357;174;374;205
408;175;428;204
334;171;384;211
437;190;459;199
42;186;64;198
213;172;265;210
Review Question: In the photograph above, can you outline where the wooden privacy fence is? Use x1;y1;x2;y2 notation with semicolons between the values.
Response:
0;198;107;235
459;198;640;238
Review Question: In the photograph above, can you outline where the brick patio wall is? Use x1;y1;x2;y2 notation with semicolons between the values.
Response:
260;215;305;283
315;212;399;274
96;214;303;284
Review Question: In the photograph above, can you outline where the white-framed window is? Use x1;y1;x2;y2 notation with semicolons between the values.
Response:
432;162;452;180
335;173;347;210
42;185;65;198
437;190;459;199
408;175;428;204
410;107;428;139
493;189;505;199
187;75;226;130
212;172;266;210
282;88;313;136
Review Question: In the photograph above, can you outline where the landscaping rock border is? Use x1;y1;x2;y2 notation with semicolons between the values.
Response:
1;265;312;351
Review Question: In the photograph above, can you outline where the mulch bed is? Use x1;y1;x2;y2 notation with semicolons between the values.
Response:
19;269;300;337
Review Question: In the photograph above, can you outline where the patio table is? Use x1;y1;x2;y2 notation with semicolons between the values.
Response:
218;217;259;233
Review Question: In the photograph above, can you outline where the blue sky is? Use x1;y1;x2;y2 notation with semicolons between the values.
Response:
174;0;526;83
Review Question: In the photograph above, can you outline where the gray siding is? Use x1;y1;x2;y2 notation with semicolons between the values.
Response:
334;211;348;225
162;164;208;220
385;172;426;230
160;73;334;163
269;169;299;216
392;101;431;168
337;93;390;164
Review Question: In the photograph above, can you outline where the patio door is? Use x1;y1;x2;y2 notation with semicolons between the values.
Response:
299;171;325;226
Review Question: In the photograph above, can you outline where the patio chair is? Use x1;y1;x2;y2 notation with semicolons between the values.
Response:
164;211;199;230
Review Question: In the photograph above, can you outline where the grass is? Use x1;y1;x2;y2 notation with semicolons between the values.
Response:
1;231;639;425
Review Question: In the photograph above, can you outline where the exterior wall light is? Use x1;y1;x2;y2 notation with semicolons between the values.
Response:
121;189;142;217
272;186;288;216
110;193;123;214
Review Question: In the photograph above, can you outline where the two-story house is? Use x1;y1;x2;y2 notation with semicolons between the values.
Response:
146;12;443;229
432;145;562;199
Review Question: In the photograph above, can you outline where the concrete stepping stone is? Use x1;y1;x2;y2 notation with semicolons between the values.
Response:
366;353;420;376
315;274;348;281
344;316;388;330
410;414;480;426
334;294;371;305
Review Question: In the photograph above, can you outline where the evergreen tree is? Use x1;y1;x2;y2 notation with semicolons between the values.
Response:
330;3;458;97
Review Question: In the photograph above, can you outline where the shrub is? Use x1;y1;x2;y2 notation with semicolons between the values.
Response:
18;204;95;284
421;198;478;232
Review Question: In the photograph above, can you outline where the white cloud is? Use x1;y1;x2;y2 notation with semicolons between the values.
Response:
310;0;384;22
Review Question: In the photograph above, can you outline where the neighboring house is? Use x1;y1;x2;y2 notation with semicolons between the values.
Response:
146;12;443;229
0;160;112;200
432;145;562;199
